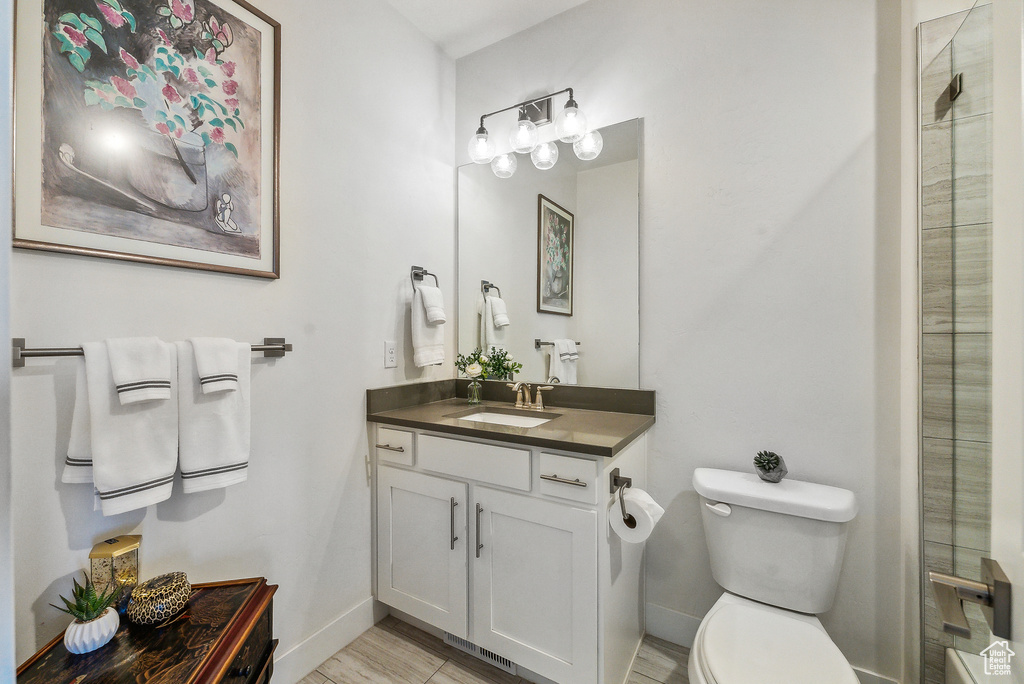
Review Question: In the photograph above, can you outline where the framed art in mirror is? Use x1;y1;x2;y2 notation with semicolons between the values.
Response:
13;0;281;278
537;194;573;315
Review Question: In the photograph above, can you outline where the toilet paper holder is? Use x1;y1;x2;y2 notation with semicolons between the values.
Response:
610;469;637;529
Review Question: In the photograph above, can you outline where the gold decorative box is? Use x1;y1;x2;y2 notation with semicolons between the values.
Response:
89;535;141;598
127;571;191;626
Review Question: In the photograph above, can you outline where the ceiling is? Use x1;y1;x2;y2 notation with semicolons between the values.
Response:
384;0;592;59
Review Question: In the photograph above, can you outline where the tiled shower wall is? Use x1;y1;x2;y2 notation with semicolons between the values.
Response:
919;5;993;683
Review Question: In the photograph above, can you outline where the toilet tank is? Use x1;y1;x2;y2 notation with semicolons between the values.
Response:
692;468;857;614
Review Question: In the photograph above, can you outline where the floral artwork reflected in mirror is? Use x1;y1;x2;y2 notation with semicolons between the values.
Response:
537;194;573;315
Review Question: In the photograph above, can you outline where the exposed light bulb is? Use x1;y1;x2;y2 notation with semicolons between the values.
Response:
572;129;603;161
531;141;559;170
468;126;495;164
554;97;588;143
491;152;518;178
509;110;539;154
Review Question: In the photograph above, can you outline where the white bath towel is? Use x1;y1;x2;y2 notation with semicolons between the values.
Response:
479;297;507;352
548;339;578;385
62;359;93;484
488;295;510;328
85;340;178;515
189;337;240;394
176;341;251;493
106;337;173;405
417;284;447;324
413;287;445;367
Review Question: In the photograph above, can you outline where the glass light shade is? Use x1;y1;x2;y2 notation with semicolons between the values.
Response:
554;105;587;143
468;129;495;164
531;142;559;170
491;152;518;178
509;118;539;154
573;129;604;160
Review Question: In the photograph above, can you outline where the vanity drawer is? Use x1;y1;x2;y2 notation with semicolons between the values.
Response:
418;434;531;491
538;452;598;504
376;427;414;466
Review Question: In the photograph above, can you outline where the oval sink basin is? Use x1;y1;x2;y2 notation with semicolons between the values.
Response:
445;407;561;428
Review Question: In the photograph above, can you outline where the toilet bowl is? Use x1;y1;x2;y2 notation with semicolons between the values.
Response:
690;468;860;684
687;593;859;684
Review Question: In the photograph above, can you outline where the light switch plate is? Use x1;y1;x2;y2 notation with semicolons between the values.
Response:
384;340;397;368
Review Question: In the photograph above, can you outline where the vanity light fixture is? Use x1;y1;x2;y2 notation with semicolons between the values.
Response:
573;129;603;161
468;87;600;177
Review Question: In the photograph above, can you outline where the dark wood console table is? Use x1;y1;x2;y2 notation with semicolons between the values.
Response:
17;577;278;683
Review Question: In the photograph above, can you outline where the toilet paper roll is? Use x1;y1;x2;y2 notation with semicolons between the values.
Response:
609;488;665;543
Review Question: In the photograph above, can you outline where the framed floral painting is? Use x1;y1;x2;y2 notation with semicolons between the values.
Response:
537;194;573;316
14;0;281;277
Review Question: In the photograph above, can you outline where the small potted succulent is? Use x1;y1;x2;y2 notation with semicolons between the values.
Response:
51;573;121;654
754;450;788;483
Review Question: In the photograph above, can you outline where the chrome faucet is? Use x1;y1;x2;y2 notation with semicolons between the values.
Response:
507;382;532;408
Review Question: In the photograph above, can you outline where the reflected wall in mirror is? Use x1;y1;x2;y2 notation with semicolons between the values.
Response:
458;119;641;388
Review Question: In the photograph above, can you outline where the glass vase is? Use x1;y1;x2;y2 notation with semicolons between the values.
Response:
467;380;482;405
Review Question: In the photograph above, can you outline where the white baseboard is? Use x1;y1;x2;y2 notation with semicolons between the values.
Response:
854;668;900;684
644;603;701;648
273;596;382;684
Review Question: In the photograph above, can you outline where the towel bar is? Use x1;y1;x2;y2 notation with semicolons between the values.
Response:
534;338;582;350
11;338;294;368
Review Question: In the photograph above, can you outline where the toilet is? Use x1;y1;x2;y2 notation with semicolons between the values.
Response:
688;468;860;684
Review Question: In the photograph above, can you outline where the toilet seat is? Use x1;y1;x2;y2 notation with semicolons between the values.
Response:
697;602;858;684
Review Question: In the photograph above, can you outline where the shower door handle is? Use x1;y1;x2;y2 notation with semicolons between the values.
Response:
928;558;1011;639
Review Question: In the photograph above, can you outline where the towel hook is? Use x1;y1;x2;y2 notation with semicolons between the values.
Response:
610;468;636;529
411;265;439;290
481;280;502;298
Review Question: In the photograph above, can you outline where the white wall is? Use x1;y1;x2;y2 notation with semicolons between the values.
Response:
457;0;904;678
574;160;639;388
0;0;15;677
9;0;454;679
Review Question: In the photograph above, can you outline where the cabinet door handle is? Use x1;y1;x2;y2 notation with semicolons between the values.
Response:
476;503;484;559
375;443;405;453
450;498;459;550
231;664;252;678
540;473;588;488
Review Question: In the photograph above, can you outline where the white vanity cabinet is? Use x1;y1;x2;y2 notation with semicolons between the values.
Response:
376;465;468;637
373;426;647;684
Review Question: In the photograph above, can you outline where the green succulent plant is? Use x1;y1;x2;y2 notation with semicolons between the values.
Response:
50;572;119;622
754;450;781;472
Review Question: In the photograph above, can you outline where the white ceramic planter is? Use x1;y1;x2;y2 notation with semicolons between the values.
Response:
64;607;119;654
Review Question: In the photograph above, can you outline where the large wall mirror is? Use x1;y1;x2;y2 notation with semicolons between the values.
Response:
457;118;641;388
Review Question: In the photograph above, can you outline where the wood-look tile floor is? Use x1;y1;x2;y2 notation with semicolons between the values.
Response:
299;615;690;684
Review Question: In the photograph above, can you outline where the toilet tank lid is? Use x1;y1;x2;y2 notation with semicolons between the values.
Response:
692;468;857;522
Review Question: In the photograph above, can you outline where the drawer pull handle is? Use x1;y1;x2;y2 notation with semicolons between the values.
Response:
476;504;484;558
376;443;406;453
450;498;459;550
540;473;588;488
231;664;253;678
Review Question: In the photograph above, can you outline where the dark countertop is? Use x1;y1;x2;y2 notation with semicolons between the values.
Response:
367;397;655;458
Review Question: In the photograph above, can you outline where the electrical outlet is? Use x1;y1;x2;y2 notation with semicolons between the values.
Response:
384;340;397;368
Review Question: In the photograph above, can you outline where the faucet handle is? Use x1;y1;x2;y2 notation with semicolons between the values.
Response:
534;386;554;409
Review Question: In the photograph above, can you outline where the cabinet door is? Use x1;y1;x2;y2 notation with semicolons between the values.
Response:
471;486;597;684
377;465;468;637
